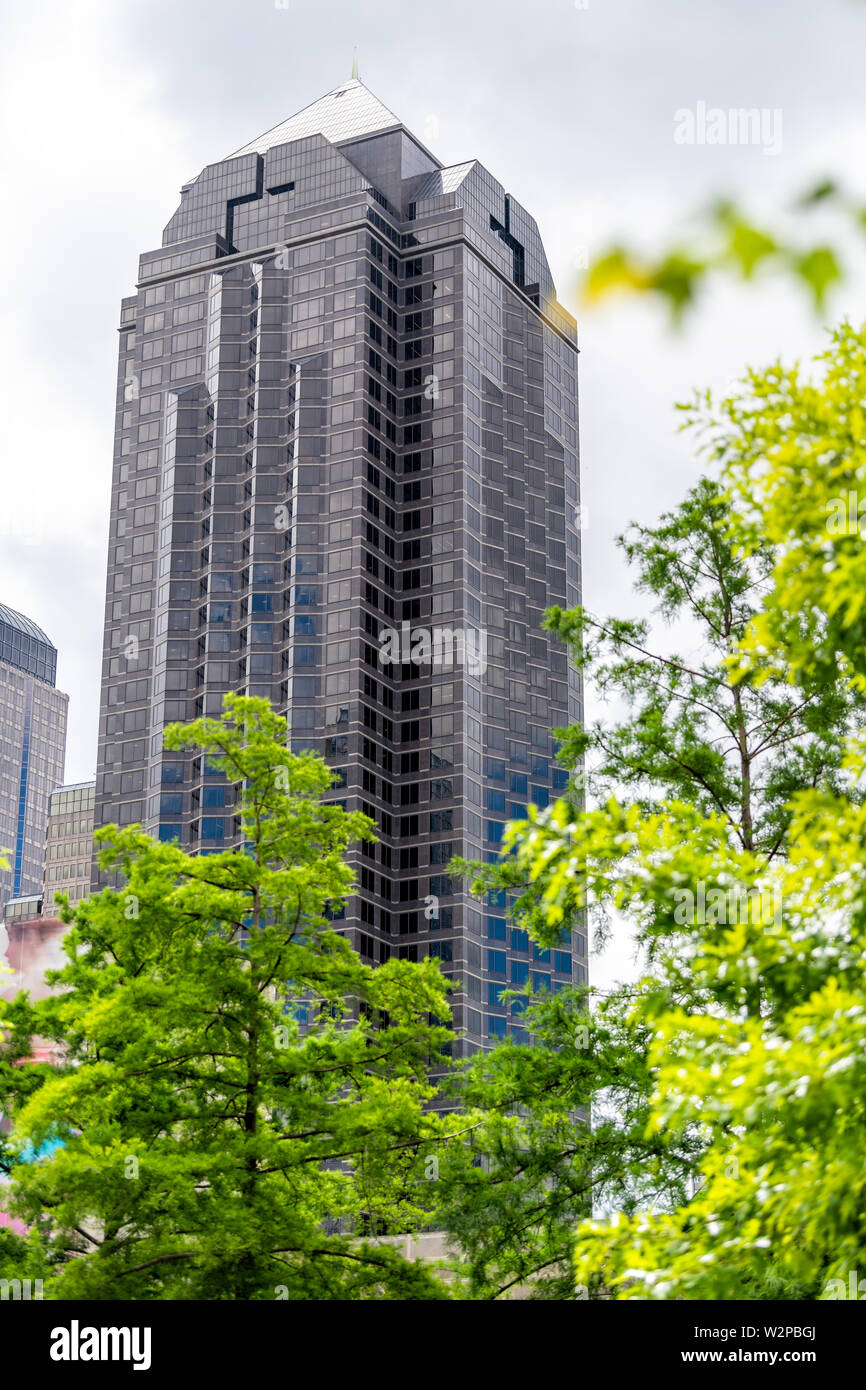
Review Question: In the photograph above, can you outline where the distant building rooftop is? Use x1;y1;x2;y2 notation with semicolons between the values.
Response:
2;894;43;923
0;602;57;685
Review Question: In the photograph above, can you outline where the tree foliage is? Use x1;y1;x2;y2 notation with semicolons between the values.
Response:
581;185;858;322
0;696;456;1300
564;323;866;1297
438;327;866;1299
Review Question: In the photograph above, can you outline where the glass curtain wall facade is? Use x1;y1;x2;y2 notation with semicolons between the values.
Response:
43;780;96;914
95;79;584;1057
0;604;67;914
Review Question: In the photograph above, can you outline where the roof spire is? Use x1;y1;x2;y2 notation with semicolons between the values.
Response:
351;47;359;80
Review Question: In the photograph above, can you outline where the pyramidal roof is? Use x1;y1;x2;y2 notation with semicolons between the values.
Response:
228;79;403;159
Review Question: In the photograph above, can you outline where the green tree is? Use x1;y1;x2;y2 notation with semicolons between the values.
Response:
497;323;866;1299
0;696;456;1300
711;318;866;689
436;420;866;1298
571;775;866;1298
435;983;695;1300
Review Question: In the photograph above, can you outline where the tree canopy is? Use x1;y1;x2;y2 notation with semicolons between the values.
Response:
0;696;457;1300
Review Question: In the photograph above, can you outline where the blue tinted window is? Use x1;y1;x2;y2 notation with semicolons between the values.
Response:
487;949;506;974
211;573;233;593
488;982;505;1007
532;972;551;992
294;586;318;605
509;803;527;818
533;943;551;962
209;602;232;622
160;793;182;814
487;820;504;843
251;593;273;613
531;786;549;808
293;646;317;666
252;563;276;584
251;623;272;643
202;786;224;808
487;917;506;940
511;928;529;953
201;818;225;840
553;768;568;790
485;758;505;781
554;951;572;974
488;1015;507;1040
294;615;317;636
509;772;527;794
487;789;505;812
531;757;548;777
295;556;319;574
511;959;529;985
162;763;184;783
158;824;181;842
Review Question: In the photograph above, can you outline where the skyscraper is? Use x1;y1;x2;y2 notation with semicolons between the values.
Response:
95;77;584;1056
0;603;68;914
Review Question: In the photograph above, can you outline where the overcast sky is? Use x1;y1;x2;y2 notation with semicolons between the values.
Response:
1;0;864;975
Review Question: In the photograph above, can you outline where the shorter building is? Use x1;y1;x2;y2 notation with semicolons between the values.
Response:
0;780;95;1052
43;780;95;915
0;603;68;915
0;897;66;1003
0;894;67;1242
0;895;67;1062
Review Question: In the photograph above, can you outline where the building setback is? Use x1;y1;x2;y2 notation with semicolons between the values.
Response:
95;77;585;1056
0;604;67;916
